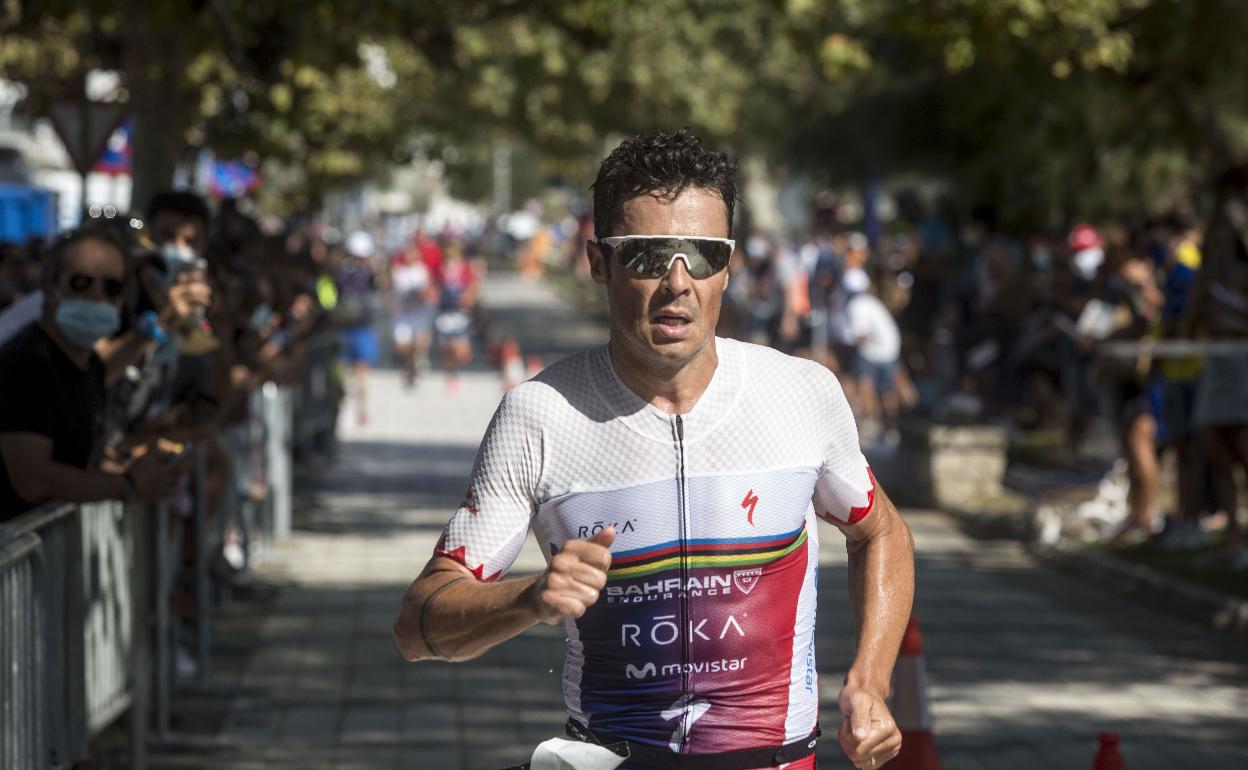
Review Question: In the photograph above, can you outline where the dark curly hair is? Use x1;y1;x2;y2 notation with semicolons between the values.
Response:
591;128;737;239
145;190;211;227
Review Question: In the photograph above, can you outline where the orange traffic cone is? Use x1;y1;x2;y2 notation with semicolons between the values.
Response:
889;615;943;770
1092;732;1125;770
500;337;526;390
526;354;544;378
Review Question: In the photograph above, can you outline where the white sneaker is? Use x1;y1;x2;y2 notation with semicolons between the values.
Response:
176;644;199;680
223;541;246;570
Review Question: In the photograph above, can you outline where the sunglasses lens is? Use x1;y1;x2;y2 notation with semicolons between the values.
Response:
617;241;666;276
691;240;732;275
66;273;124;298
615;238;730;278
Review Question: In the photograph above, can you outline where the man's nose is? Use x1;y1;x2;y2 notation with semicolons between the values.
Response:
662;255;693;292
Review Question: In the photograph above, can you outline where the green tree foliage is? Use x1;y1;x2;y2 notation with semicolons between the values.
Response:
4;0;1247;226
771;0;1248;229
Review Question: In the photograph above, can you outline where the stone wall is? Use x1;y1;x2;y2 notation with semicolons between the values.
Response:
893;420;1010;511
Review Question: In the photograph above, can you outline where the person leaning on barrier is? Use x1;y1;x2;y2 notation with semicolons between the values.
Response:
0;228;188;522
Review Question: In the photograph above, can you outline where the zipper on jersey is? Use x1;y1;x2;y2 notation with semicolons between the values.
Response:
672;414;692;751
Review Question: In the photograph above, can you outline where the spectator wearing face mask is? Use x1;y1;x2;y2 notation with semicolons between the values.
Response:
0;228;186;520
144;191;217;355
146;191;210;273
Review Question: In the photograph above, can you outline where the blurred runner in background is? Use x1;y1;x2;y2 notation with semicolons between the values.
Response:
390;239;435;389
335;231;380;425
434;242;479;394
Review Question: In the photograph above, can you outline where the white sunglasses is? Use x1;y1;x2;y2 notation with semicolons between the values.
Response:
593;234;736;278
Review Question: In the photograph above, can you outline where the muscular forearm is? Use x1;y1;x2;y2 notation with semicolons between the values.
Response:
16;462;127;506
844;503;915;698
98;331;153;386
394;570;542;662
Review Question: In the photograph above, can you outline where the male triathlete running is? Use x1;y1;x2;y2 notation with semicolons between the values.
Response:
394;130;915;770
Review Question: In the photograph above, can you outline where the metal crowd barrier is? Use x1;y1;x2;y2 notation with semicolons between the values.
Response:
0;529;43;770
2;500;146;770
0;331;338;768
1098;337;1248;359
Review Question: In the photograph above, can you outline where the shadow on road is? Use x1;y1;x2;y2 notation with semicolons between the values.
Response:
295;440;478;536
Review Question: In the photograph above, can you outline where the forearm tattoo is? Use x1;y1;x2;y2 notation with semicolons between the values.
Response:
419;576;468;659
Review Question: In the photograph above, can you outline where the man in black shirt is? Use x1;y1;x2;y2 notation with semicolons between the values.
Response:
0;229;184;521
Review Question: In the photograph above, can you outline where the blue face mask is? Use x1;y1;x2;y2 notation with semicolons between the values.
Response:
247;303;273;331
55;297;121;348
162;243;197;273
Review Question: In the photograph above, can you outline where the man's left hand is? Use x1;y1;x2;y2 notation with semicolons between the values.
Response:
837;686;902;769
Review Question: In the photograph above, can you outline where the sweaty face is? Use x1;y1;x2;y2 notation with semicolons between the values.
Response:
589;188;730;373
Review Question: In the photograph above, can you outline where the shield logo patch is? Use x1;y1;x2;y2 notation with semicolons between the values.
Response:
732;567;763;594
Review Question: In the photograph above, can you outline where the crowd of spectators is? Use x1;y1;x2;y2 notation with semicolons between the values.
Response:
423;181;1246;565
712;174;1248;566
0;190;346;675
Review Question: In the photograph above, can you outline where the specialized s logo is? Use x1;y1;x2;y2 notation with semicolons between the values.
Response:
732;567;762;594
741;489;759;525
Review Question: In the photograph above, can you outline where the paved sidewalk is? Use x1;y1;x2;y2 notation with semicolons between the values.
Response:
154;273;1248;770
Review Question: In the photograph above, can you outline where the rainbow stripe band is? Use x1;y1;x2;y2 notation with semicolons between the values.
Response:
608;526;808;580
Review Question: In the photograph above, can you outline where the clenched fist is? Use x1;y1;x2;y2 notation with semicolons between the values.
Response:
837;687;902;769
531;527;615;624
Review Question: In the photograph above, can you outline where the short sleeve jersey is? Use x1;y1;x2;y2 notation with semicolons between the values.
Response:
0;323;106;520
434;337;873;756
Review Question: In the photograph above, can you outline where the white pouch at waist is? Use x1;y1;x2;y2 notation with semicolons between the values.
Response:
529;737;626;770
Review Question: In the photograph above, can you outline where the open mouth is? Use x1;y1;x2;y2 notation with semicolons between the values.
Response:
653;314;691;327
652;312;693;340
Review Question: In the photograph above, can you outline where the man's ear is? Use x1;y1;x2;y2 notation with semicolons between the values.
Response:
587;240;610;285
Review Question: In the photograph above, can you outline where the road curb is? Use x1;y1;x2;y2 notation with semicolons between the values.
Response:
937;506;1248;633
1027;540;1248;633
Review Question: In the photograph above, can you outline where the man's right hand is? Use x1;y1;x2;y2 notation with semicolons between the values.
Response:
127;448;190;502
530;527;614;624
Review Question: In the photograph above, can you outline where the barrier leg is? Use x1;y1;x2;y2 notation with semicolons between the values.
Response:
40;522;67;766
263;384;292;541
129;506;148;770
193;450;212;684
66;513;87;761
153;502;170;740
0;534;45;770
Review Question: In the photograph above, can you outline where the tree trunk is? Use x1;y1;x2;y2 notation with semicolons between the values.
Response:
127;86;184;215
122;12;195;215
